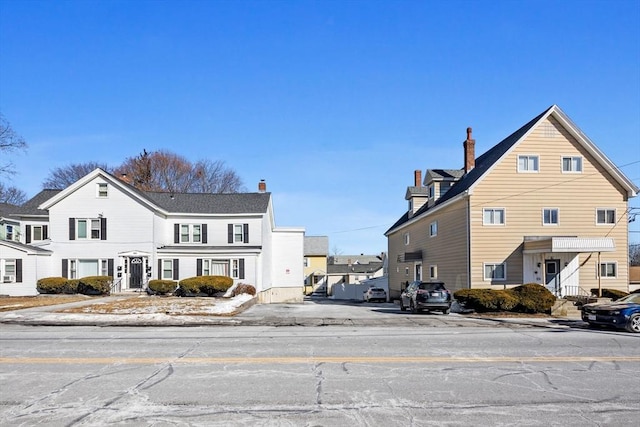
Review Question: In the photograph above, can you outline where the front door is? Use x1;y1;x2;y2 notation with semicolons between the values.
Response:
129;257;143;289
415;264;422;281
545;259;560;296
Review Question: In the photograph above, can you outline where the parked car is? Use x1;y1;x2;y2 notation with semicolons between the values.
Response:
364;287;387;303
400;281;452;314
581;293;640;333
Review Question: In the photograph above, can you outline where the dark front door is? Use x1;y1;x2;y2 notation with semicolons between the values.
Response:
129;257;143;289
545;259;560;295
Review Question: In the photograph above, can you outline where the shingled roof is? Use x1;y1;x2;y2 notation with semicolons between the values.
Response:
143;191;271;214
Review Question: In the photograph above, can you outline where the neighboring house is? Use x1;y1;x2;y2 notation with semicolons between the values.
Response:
326;254;385;298
630;266;640;292
386;105;639;300
0;168;305;302
303;236;328;294
0;202;22;242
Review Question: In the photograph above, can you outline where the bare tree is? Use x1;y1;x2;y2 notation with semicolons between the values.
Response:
42;162;112;189
631;244;640;266
0;182;27;204
0;112;28;177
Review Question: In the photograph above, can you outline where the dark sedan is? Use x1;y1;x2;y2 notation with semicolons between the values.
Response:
581;293;640;333
400;281;452;314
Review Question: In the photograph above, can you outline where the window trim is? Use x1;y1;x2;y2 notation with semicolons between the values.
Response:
561;156;582;173
542;208;559;226
483;262;507;281
2;259;17;283
429;265;437;280
96;182;108;198
598;262;617;279
403;232;410;245
595;208;616;225
517;154;540;173
483;208;506;226
429;221;438;237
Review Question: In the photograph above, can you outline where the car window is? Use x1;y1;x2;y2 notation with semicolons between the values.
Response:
621;293;640;303
418;282;445;291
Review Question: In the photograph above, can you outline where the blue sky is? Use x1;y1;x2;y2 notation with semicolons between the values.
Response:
1;0;639;255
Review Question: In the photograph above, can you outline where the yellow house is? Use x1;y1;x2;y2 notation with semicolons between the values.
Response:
303;236;328;295
386;105;638;300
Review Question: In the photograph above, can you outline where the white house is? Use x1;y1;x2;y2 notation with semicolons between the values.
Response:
0;169;305;302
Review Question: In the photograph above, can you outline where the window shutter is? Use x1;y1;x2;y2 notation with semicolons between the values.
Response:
239;259;245;279
62;259;68;278
25;225;31;243
16;259;22;283
108;259;114;277
43;225;48;240
158;259;162;280
202;224;207;244
173;259;179;280
243;224;249;243
174;224;180;244
228;224;233;243
196;259;202;276
69;218;75;240
101;218;107;240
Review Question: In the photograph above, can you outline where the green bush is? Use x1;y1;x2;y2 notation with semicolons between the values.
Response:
177;276;234;297
36;277;69;294
233;283;256;297
148;280;177;295
63;279;80;294
77;276;112;296
511;283;556;313
590;288;628;300
454;289;518;312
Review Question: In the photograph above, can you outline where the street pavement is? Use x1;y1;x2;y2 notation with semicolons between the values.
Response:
0;295;586;330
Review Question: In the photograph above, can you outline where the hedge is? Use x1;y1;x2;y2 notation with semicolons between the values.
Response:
176;276;234;297
590;288;628;300
36;276;111;295
77;276;112;295
148;280;177;295
36;277;70;294
454;284;555;313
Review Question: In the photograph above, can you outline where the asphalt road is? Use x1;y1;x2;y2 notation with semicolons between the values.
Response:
1;322;639;426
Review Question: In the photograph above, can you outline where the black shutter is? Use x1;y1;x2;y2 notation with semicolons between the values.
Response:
25;225;31;243
196;259;202;276
15;259;22;283
101;218;107;240
43;225;48;240
108;259;114;277
158;259;162;280
173;259;179;280
62;259;68;278
243;224;249;243
201;224;207;244
228;224;233;243
239;259;245;279
69;218;75;240
174;224;180;244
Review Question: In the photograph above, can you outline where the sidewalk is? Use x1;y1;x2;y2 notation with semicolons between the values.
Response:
0;296;586;329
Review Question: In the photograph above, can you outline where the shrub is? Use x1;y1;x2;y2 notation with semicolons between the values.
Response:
511;283;556;313
454;289;518;312
77;276;112;296
233;284;256;297
590;288;628;300
177;276;234;297
36;277;69;294
148;280;177;295
63;279;80;294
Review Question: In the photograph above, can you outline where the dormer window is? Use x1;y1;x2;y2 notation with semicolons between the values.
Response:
428;185;434;198
97;183;108;198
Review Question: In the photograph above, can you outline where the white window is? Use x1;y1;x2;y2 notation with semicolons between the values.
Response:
179;224;202;243
518;155;539;172
484;263;506;281
405;267;409;276
543;208;559;225
562;156;582;173
70;260;77;279
428;185;434;198
192;225;201;243
234;224;244;243
101;260;108;276
2;259;16;282
97;183;108;198
598;262;617;278
162;259;174;280
77;219;101;239
232;259;240;278
403;232;410;245
303;258;310;268
596;209;616;224
429;221;438;237
32;225;43;241
429;265;437;279
483;208;505;225
5;225;14;241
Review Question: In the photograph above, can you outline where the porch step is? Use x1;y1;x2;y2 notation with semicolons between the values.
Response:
551;299;582;318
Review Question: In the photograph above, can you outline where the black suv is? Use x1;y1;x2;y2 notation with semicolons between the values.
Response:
400;281;452;314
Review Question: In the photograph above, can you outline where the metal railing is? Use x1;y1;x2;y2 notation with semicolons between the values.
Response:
110;277;123;294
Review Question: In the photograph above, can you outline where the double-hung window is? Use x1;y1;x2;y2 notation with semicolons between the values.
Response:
598;262;617;278
97;183;108;198
175;224;206;244
562;156;582;173
483;208;505;225
484;263;506;281
75;219;102;239
429;221;438;237
5;225;14;241
543;208;559;225
518;155;539;172
162;260;174;280
596;209;615;225
2;259;16;282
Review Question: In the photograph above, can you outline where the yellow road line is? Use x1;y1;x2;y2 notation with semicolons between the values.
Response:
1;356;639;365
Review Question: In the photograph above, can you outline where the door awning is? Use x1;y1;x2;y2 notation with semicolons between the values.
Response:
523;237;615;253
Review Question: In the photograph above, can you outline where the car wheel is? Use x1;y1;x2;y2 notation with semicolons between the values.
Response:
410;300;418;314
400;299;406;311
626;314;640;333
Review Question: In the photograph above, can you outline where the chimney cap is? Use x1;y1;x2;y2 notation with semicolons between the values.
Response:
466;127;473;140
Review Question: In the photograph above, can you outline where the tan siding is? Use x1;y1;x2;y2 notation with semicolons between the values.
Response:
469;116;630;291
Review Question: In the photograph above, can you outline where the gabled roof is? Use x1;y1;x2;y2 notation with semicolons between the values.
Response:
0;202;21;218
0;239;53;255
17;190;61;216
386;105;639;235
426;169;465;181
304;236;329;256
37;168;271;216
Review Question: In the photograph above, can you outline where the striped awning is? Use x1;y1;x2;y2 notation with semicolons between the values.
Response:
523;237;615;253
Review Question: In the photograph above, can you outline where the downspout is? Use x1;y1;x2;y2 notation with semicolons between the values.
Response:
466;194;471;289
597;251;602;297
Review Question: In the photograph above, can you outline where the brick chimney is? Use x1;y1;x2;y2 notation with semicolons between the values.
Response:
258;179;266;193
414;169;422;187
464;127;475;173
